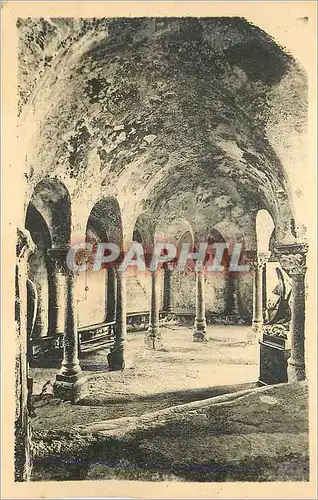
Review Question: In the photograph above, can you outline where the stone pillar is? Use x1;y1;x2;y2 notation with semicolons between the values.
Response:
106;267;117;323
277;244;308;382
262;265;268;322
26;279;38;342
15;229;35;482
145;270;163;349
193;271;208;342
47;254;65;337
163;265;173;313
28;248;49;338
248;252;268;334
48;248;84;402
227;272;240;319
108;269;126;369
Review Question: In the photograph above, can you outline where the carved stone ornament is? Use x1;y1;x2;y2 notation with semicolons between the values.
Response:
16;228;35;259
245;250;269;271
263;324;289;340
47;247;73;275
274;243;308;276
279;253;307;276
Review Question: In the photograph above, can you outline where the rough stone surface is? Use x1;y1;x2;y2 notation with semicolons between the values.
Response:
18;17;307;246
31;382;309;482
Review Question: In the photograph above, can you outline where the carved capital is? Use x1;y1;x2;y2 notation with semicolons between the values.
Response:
16;228;35;260
48;246;92;276
275;243;308;276
47;247;71;275
279;253;307;276
245;250;269;271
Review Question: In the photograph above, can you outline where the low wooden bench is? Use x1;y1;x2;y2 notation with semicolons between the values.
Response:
29;320;116;361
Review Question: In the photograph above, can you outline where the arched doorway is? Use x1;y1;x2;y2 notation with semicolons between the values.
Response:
82;196;125;369
25;178;71;360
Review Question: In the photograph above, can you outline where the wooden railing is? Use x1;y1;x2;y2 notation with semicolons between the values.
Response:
78;320;115;356
28;320;116;362
28;309;249;363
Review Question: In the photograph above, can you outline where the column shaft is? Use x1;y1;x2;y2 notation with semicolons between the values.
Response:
276;243;308;383
262;265;267;321
106;267;117;323
227;272;240;318
48;248;84;402
108;270;126;369
193;271;207;342
48;261;65;336
288;274;306;381
163;267;173;313
252;265;263;332
145;271;162;349
59;272;81;378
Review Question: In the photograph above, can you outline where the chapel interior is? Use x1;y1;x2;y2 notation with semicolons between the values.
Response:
14;17;310;482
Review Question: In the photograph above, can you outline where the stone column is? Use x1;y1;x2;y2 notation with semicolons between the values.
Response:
227;272;240;319
15;228;35;482
47;254;65;337
277;243;308;382
105;267;117;323
145;270;163;349
248;251;268;333
48;248;84;402
262;265;268;322
108;269;126;369
193;271;208;342
28;248;49;338
163;265;173;313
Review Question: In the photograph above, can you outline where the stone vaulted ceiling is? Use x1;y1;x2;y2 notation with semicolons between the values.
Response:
18;17;307;241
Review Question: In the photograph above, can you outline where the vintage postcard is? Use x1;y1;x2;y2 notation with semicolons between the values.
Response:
1;1;317;498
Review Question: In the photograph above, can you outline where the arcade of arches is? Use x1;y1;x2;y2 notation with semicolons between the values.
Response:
14;17;310;481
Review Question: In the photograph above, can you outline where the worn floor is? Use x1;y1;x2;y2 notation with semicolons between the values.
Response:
31;325;259;429
29;325;309;482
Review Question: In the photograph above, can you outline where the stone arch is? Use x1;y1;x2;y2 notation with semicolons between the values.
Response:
132;212;156;267
161;220;195;314
25;204;51;340
87;196;123;248
256;209;275;256
155;218;194;247
27;178;71;248
124;213;157;314
204;228;235;321
24;179;72;342
79;196;124;327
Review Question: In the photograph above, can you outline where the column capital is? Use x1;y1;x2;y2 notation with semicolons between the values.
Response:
47;247;70;274
47;246;91;276
275;243;308;276
245;250;269;271
16;228;35;260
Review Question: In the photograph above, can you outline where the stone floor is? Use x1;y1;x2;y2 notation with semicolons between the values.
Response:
29;325;309;482
31;382;309;482
31;325;259;429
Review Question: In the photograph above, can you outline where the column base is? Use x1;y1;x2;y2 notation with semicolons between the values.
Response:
108;347;125;371
252;319;263;332
193;330;208;342
193;318;208;342
145;328;163;349
53;373;86;403
287;359;306;382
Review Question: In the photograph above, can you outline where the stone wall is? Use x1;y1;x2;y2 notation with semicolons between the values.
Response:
77;268;107;327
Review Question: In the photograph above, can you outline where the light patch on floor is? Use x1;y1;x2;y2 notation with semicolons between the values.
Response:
260;395;278;405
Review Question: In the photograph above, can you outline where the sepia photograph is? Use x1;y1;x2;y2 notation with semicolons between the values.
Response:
1;1;317;498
